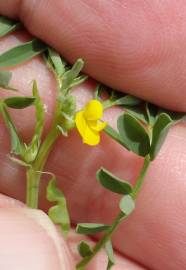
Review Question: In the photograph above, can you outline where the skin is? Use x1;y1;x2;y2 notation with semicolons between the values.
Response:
0;1;186;269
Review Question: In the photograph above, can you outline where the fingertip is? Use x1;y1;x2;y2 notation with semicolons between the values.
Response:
0;207;74;270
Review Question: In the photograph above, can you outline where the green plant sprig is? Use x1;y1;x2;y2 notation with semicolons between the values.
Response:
0;28;87;211
75;85;185;269
0;16;185;270
76;156;150;270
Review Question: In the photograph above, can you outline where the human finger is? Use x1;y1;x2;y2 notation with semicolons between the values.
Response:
1;1;186;110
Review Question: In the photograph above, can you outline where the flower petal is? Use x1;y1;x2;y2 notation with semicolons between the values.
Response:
89;121;107;132
83;126;100;145
75;111;87;138
75;111;100;145
84;100;103;121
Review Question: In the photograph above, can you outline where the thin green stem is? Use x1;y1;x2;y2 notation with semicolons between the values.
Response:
26;168;40;208
76;155;151;269
26;101;61;209
131;155;151;199
33;127;60;171
76;212;124;270
26;127;60;208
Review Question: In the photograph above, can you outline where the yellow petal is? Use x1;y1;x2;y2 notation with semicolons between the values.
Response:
83;125;100;145
89;121;107;132
75;110;87;138
84;100;103;121
75;111;100;145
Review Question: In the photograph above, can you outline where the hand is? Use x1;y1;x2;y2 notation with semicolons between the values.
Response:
0;1;185;270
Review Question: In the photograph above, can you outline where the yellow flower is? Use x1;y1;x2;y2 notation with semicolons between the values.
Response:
75;100;107;145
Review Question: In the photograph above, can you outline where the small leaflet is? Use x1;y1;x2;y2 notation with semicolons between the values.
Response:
0;39;47;67
0;70;17;91
76;223;109;235
117;113;151;156
105;241;115;270
150;113;172;160
78;241;93;258
0;102;22;155
96;167;133;195
119;195;135;216
0;16;21;38
4;96;35;109
47;177;70;237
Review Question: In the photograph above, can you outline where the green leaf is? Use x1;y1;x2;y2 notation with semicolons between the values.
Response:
0;39;47;67
105;241;115;270
94;83;102;100
0;102;22;154
104;125;129;150
114;95;142;106
23;81;45;163
125;105;148;124
117;113;150;156
102;92;142;109
69;74;88;88
4;96;35;109
0;16;21;37
0;70;11;88
96;167;133;195
158;109;186;122
48;48;65;76
0;70;17;91
76;223;109;235
94;84;106;100
102;92;141;109
150;113;172;160
145;103;158;126
62;59;84;93
47;177;70;237
119;195;135;216
78;241;93;258
32;81;45;140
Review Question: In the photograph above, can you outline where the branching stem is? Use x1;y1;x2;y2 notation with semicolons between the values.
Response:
76;155;151;269
26;102;61;208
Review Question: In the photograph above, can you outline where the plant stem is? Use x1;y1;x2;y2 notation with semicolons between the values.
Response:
33;126;60;171
26;97;62;209
76;155;151;269
26;126;60;208
131;154;151;199
76;212;124;270
26;167;41;208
